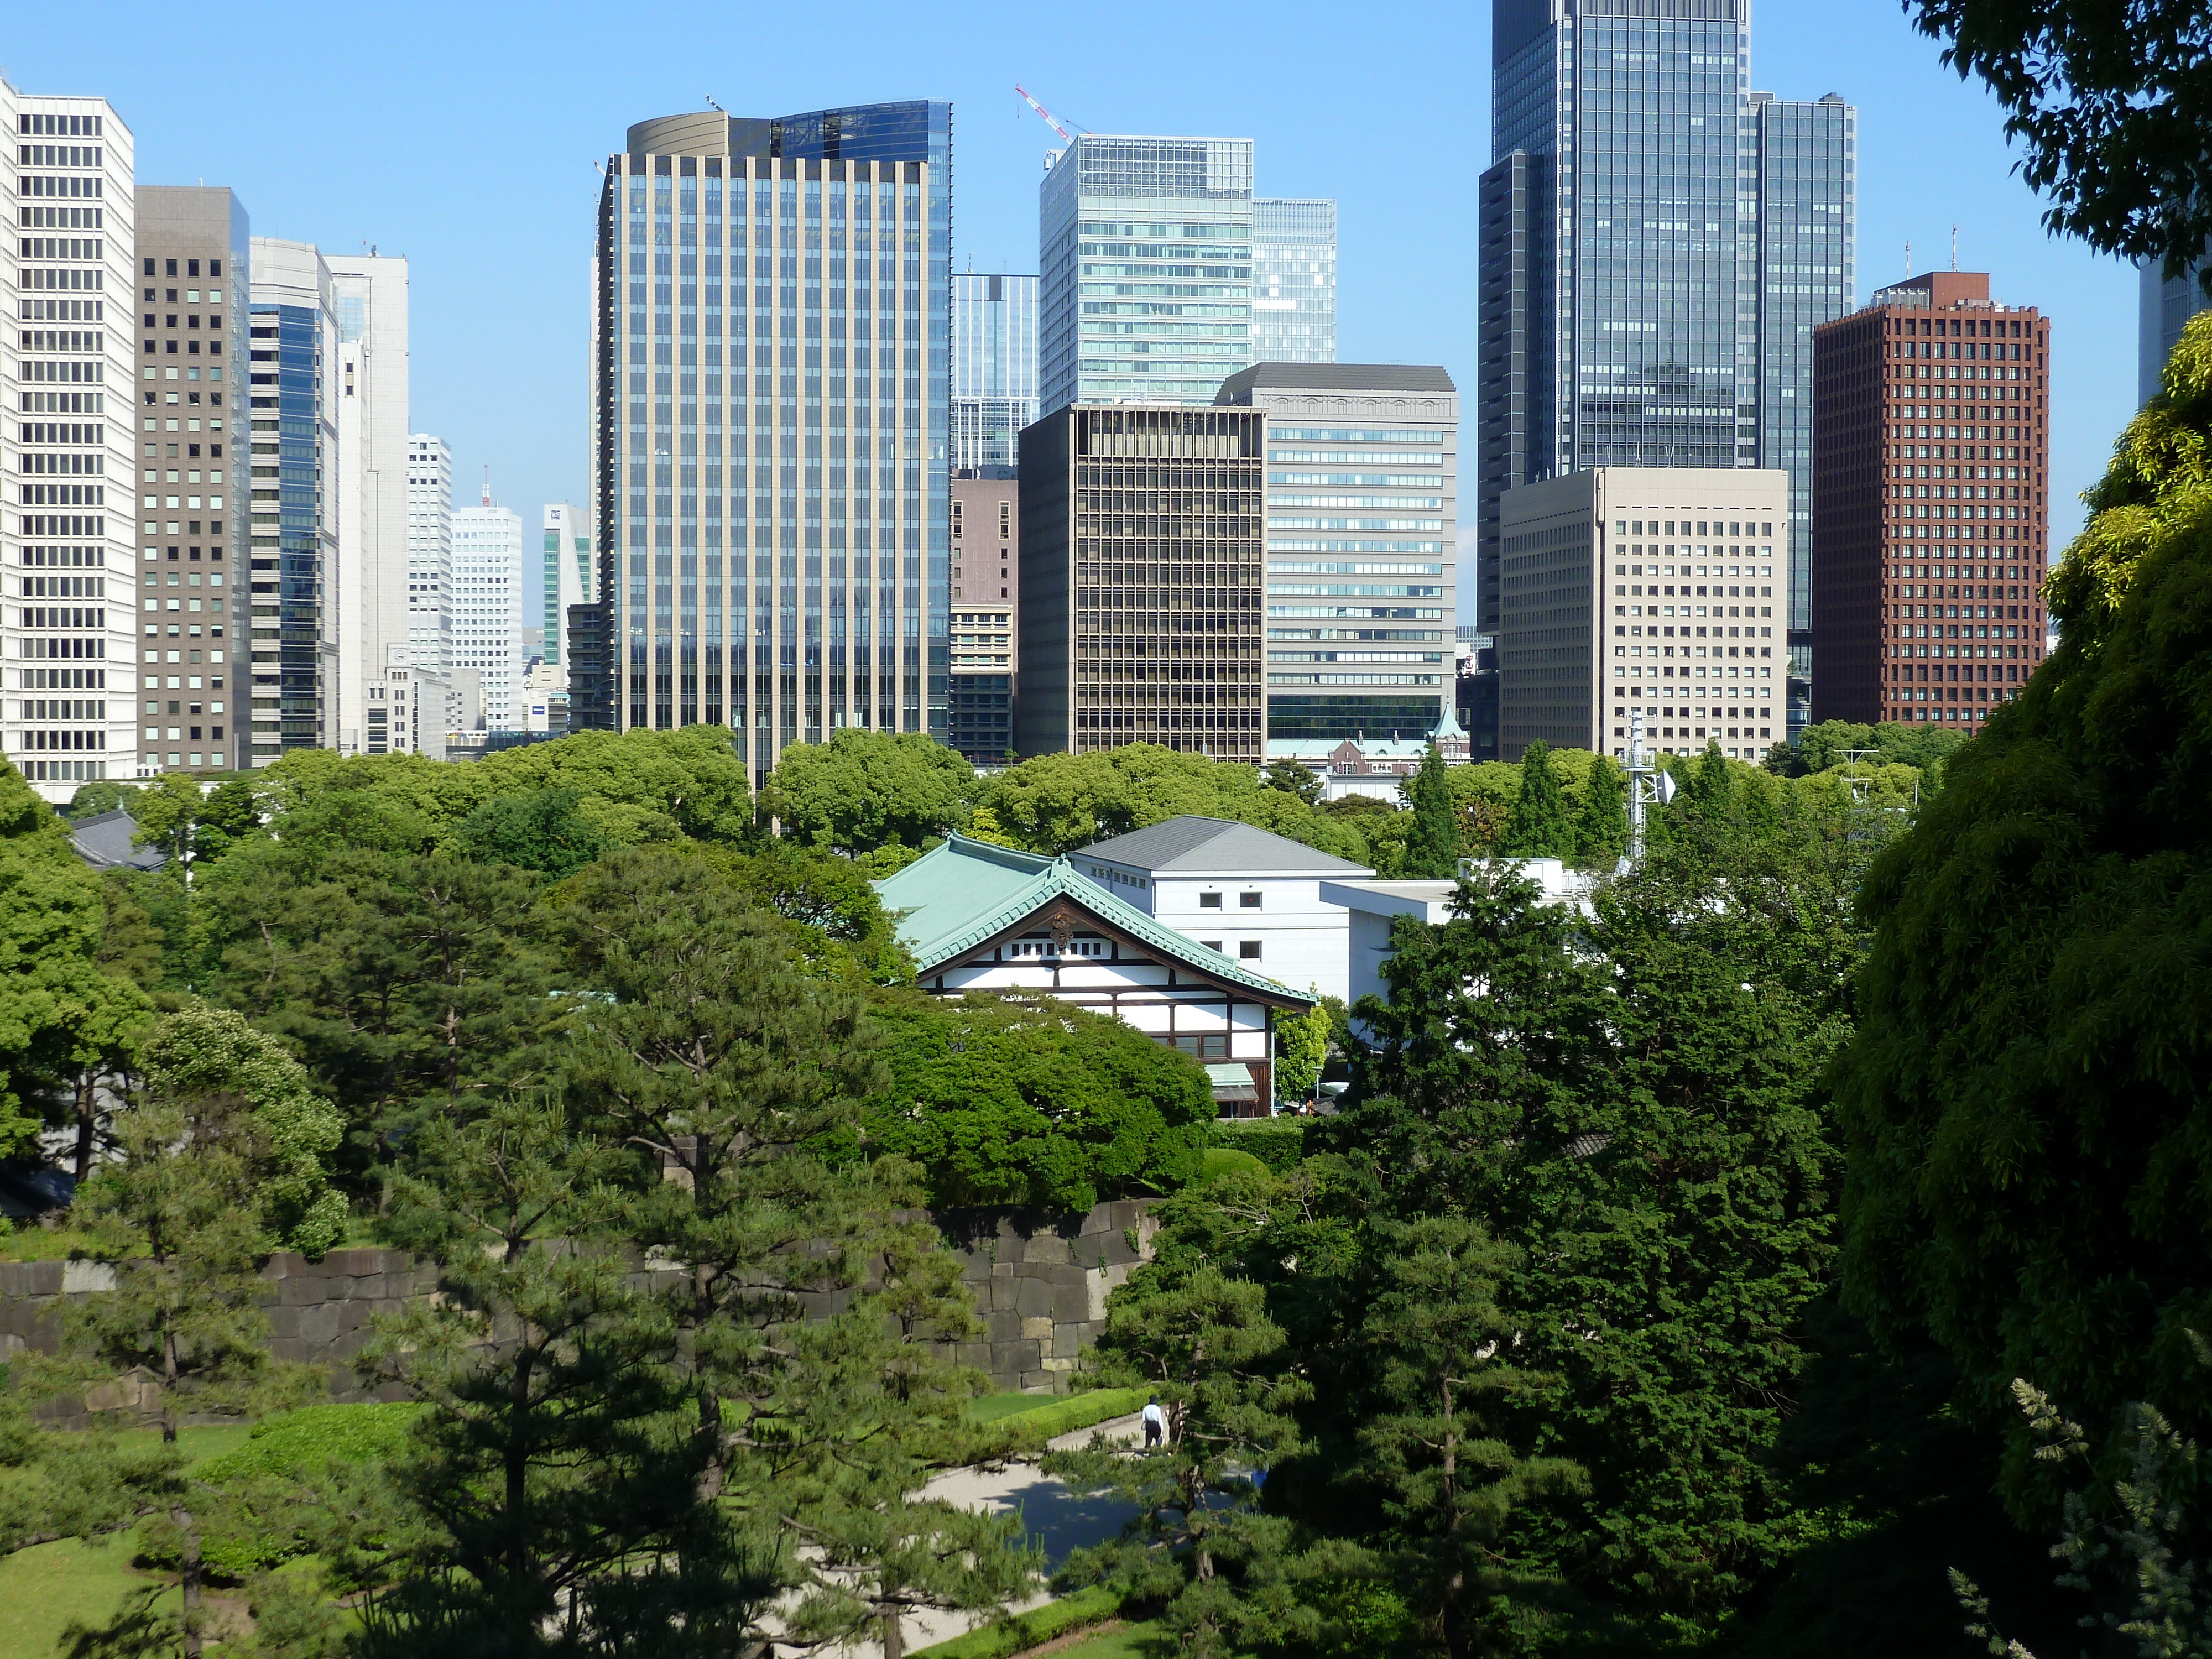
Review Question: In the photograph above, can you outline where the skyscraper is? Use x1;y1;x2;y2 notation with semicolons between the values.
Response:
134;185;247;778
541;503;593;667
948;474;1016;761
1214;363;1457;741
2139;252;2210;405
2;82;138;801
407;434;452;679
248;237;340;760
1015;404;1265;761
1039;136;1254;412
1250;199;1336;364
1810;269;2051;731
1475;0;1853;736
952;273;1038;474
593;102;951;784
452;488;525;730
328;255;411;754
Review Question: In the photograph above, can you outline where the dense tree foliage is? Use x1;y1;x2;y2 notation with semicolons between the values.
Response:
760;727;975;853
860;990;1211;1210
1837;311;2212;1504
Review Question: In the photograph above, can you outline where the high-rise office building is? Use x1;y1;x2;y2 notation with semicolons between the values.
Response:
1809;269;2050;730
592;103;951;784
133;185;247;778
1039;136;1254;412
328;255;410;754
541;502;593;667
2;84;138;801
948;474;1016;760
1015;404;1265;760
452;488;525;730
1215;363;1456;741
249;237;341;759
2139;251;2210;406
406;434;452;677
1476;1;1853;742
952;273;1038;474
1498;468;1790;761
1250;199;1336;364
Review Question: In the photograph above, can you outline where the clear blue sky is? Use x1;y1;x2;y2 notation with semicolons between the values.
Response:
6;0;2138;620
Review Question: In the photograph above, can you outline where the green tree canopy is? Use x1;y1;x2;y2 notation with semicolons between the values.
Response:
0;761;150;1158
760;728;974;854
1496;739;1574;859
1907;0;2212;290
1837;310;2212;1497
445;786;611;879
860;989;1211;1211
1401;745;1459;879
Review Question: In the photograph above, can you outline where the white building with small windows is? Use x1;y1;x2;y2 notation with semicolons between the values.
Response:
1498;467;1791;763
451;494;523;730
1071;817;1373;1006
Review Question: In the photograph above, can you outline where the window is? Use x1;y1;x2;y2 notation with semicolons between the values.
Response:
1239;941;1262;961
1199;891;1222;909
1239;892;1261;909
1201;940;1223;953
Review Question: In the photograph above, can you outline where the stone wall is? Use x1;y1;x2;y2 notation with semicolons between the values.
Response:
0;1198;1157;1404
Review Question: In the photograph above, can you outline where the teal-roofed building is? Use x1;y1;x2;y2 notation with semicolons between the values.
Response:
874;833;1313;1115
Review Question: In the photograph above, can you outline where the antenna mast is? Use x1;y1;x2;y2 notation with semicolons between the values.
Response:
481;465;491;508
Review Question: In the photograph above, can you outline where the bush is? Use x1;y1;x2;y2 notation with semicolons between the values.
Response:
1200;1147;1270;1184
1210;1117;1307;1173
909;1585;1125;1659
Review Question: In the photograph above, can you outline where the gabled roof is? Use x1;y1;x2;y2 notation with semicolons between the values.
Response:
1078;815;1371;877
69;811;168;873
874;833;1311;1006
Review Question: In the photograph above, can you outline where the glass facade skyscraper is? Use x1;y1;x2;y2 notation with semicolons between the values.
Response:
591;102;951;779
952;273;1037;474
1039;136;1253;411
1251;199;1337;364
1475;0;1852;740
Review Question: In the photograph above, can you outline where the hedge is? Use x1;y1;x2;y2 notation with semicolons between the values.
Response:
1209;1117;1307;1173
910;1585;1125;1659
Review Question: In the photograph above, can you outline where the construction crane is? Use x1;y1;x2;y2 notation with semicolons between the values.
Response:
1015;85;1088;146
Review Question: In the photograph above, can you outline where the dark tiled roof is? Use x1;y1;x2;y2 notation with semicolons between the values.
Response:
1215;362;1456;400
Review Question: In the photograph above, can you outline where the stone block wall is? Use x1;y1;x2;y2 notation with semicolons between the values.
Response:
0;1200;1157;1401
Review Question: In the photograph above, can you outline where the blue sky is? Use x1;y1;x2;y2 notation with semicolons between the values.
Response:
6;0;2141;619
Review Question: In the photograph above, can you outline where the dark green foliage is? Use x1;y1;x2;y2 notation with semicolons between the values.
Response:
1335;838;1857;1627
1211;1117;1308;1175
1571;753;1627;867
702;839;914;984
1402;744;1460;878
1906;0;2212;289
1497;740;1573;859
65;780;143;821
1263;757;1324;807
1836;310;2212;1506
446;787;609;879
761;727;974;853
862;989;1211;1210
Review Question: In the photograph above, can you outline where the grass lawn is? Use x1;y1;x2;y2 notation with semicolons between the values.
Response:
966;1390;1065;1424
1053;1622;1161;1658
0;1536;162;1659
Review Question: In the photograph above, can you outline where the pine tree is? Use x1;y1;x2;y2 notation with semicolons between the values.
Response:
1498;740;1574;859
1570;754;1628;867
1402;744;1460;879
345;1093;770;1657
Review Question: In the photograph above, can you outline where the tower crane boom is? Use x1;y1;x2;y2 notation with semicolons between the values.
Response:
1015;85;1086;145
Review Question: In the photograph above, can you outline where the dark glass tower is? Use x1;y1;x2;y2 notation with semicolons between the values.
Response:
588;102;951;778
1475;0;1852;748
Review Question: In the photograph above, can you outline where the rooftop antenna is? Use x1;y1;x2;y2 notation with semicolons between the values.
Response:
481;466;491;508
705;95;724;112
1951;224;1959;270
1905;238;1912;276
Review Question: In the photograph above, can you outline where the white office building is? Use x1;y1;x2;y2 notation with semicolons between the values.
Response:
540;502;593;669
452;492;524;730
329;255;409;754
1251;198;1336;364
1497;467;1791;761
2;82;139;800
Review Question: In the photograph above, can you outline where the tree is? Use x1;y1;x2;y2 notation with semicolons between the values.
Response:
556;847;902;1505
1274;997;1331;1108
446;786;609;879
702;839;914;984
1263;757;1324;807
1570;754;1627;867
0;761;150;1159
1906;0;2212;292
760;728;973;854
1401;744;1460;879
1496;740;1574;859
1836;310;2212;1504
129;772;212;870
345;1093;769;1657
1044;1262;1313;1658
64;780;142;821
1356;1217;1586;1657
860;989;1212;1210
9;1008;331;1658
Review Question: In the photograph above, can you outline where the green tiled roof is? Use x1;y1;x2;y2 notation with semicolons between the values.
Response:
874;833;1312;1008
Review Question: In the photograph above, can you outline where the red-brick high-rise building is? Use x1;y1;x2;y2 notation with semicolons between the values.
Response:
1809;270;2049;729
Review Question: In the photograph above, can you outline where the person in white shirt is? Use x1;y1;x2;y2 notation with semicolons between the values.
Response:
1142;1395;1166;1449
